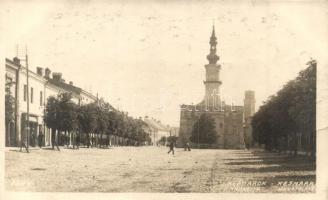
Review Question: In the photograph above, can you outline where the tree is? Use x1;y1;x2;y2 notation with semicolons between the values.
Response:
95;104;109;147
167;136;178;144
106;110;118;146
5;86;15;146
159;136;166;145
77;103;97;148
289;59;316;156
134;118;148;145
252;59;316;156
190;113;217;145
44;96;60;150
56;92;79;148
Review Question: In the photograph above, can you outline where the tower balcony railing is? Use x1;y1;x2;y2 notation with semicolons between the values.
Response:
180;104;225;113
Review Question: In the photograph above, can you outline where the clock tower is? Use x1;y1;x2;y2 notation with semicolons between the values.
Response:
204;25;222;110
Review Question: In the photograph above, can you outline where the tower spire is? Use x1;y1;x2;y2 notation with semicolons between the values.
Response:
207;25;219;64
203;25;222;110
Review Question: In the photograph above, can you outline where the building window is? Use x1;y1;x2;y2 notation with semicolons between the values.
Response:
31;87;33;104
23;85;27;102
40;91;43;106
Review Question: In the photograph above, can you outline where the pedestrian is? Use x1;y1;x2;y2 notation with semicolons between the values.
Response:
31;130;36;147
186;142;191;151
167;141;175;155
38;130;43;148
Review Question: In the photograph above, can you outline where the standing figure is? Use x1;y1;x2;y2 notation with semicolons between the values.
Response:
186;142;191;151
38;130;43;148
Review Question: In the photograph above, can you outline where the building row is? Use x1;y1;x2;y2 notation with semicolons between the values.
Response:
5;57;97;147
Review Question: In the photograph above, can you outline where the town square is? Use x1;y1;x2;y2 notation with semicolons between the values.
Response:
5;147;315;193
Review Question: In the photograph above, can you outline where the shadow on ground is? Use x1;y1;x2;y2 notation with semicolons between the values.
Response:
224;150;316;186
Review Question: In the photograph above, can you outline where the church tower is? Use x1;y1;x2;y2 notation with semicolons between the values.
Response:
244;90;255;119
204;25;222;110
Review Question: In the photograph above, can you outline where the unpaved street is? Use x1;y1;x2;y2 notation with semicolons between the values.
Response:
5;147;315;192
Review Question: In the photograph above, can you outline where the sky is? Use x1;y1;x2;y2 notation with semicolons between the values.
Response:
1;0;328;126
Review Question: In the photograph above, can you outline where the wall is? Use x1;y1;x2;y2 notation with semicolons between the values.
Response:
178;106;244;149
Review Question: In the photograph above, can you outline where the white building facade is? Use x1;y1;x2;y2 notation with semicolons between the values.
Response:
5;57;97;147
143;116;170;146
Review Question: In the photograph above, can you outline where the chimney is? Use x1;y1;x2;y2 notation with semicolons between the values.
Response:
13;57;20;65
45;68;51;78
52;72;62;82
69;81;73;85
36;67;44;76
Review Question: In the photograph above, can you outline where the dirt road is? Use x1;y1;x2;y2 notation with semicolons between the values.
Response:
5;146;315;192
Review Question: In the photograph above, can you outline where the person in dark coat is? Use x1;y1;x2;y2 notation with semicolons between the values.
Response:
38;130;44;148
167;141;175;155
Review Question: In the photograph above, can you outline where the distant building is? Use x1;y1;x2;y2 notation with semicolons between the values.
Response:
177;26;255;149
169;127;179;137
243;90;256;148
5;57;97;147
143;116;170;146
244;90;255;119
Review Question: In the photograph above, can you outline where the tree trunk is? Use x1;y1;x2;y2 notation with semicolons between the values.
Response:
56;130;60;151
51;129;60;151
293;132;298;157
100;132;103;148
51;129;55;150
310;131;316;158
86;133;90;148
72;131;75;149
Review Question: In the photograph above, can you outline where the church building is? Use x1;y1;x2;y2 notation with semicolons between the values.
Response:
177;26;255;149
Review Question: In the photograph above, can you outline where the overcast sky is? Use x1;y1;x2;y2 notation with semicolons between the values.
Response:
2;0;328;126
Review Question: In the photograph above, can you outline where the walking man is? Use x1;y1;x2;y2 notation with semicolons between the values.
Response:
167;141;175;155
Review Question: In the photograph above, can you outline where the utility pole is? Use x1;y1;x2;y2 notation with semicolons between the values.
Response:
197;114;200;149
18;45;29;153
25;48;30;153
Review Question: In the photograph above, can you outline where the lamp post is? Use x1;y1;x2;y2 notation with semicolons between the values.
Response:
197;115;200;149
17;50;30;153
196;107;201;150
25;53;30;153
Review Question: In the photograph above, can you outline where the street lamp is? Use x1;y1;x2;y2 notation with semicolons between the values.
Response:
197;115;200;149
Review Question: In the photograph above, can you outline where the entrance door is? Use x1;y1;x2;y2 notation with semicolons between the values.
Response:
29;122;38;147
